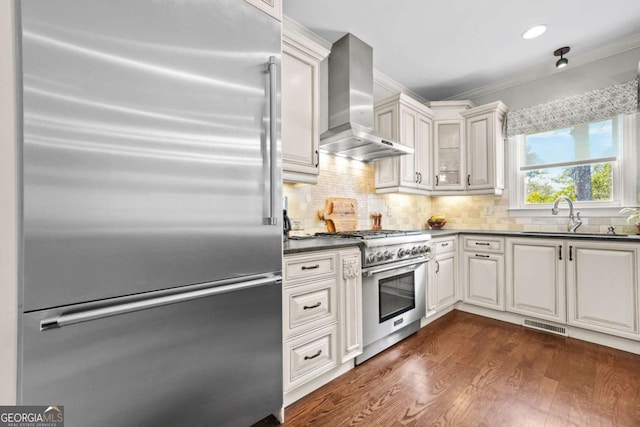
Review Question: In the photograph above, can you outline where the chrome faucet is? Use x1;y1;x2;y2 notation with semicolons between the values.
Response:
551;196;582;233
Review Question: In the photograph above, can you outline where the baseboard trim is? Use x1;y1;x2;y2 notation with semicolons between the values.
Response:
454;302;640;355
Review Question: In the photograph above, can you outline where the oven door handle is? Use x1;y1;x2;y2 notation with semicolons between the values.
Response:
362;257;428;276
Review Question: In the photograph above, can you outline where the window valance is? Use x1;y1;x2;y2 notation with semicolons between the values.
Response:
506;78;638;137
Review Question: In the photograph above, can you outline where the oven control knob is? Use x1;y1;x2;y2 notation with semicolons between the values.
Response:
375;252;384;261
411;246;419;255
397;248;406;258
383;251;393;259
367;253;376;263
419;245;427;253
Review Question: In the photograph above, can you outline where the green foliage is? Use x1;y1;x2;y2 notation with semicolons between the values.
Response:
591;163;612;201
525;163;612;204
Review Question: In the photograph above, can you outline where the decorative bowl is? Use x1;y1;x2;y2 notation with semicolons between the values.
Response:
427;216;446;229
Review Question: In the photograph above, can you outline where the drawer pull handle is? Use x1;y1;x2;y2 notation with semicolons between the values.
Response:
303;302;321;310
475;254;490;258
475;242;490;246
304;349;322;360
301;264;320;270
441;243;449;247
569;246;573;261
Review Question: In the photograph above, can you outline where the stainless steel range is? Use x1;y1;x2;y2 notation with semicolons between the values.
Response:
317;230;433;364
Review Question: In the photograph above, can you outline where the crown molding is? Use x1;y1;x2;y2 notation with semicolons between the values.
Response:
446;32;640;101
283;16;333;53
373;70;429;104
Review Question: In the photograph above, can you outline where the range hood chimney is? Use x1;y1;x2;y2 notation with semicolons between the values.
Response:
320;33;413;162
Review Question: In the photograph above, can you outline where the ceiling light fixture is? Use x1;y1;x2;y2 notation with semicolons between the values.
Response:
522;24;547;39
554;46;570;68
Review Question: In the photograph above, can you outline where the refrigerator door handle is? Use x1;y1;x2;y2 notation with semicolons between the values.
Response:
263;55;278;226
40;276;281;331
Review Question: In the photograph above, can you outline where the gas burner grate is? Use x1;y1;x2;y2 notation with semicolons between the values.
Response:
316;230;423;239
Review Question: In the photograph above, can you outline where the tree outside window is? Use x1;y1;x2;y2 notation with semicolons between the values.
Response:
521;118;618;205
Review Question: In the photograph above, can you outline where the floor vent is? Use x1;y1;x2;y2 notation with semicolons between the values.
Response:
522;319;567;336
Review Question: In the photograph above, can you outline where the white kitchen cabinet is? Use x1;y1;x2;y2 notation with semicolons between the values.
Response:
283;250;339;397
281;25;330;184
427;237;457;316
506;238;566;323
429;101;474;191
284;324;338;392
244;0;282;21
283;277;338;339
374;93;434;194
283;246;362;404
462;235;505;310
460;102;508;194
427;100;507;195
566;241;639;340
338;249;362;363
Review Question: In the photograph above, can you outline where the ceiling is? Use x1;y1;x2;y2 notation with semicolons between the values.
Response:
283;0;640;101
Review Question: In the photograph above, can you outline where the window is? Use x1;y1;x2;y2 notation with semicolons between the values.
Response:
509;114;637;215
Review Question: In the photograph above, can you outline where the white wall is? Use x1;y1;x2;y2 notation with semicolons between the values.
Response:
470;47;640;110
0;0;18;405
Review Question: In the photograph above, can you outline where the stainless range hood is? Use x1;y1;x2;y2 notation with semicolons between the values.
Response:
320;33;413;162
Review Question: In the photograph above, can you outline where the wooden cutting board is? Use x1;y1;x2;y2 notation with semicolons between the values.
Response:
318;197;358;232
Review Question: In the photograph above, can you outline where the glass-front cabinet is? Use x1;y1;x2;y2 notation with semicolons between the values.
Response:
434;121;464;189
429;100;475;192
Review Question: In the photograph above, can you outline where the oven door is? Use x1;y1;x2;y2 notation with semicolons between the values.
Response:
361;257;427;347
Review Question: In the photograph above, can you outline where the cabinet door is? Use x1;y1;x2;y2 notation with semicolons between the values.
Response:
244;0;282;20
415;114;433;190
506;238;565;323
463;252;504;310
339;249;362;363
374;105;400;189
282;48;320;182
567;242;639;339
465;112;494;190
398;106;418;187
434;121;464;190
428;252;456;314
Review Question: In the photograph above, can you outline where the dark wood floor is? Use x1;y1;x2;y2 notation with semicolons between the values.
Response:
257;310;640;426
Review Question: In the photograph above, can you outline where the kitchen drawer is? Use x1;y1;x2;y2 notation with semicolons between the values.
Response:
283;278;337;339
433;237;456;254
284;251;337;284
463;235;504;253
284;324;338;392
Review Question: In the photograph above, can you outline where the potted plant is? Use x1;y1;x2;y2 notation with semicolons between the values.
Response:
620;207;640;234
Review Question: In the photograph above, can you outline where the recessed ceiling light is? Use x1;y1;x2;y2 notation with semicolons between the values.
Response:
522;24;547;40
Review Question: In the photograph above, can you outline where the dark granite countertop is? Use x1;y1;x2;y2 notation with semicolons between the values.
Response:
283;229;640;255
283;236;363;254
423;228;640;242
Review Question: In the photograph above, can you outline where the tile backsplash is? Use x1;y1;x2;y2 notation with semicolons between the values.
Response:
284;153;637;235
283;154;431;234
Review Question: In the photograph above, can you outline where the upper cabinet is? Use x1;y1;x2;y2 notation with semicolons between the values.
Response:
461;101;508;194
244;0;282;21
429;101;474;191
281;24;330;184
374;93;434;194
375;97;508;196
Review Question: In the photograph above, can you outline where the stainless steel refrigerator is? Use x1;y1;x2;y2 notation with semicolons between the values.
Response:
17;1;282;426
